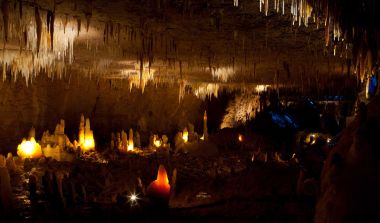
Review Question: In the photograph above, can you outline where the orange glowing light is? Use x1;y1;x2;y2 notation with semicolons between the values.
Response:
127;142;134;151
147;165;171;201
17;137;43;159
81;133;95;151
154;139;162;148
156;165;169;185
79;117;95;151
127;128;134;151
182;128;189;143
153;135;162;148
238;134;243;142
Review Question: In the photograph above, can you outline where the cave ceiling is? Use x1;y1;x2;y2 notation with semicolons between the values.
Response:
0;0;351;93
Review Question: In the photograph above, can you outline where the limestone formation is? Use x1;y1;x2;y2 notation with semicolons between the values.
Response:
0;156;12;210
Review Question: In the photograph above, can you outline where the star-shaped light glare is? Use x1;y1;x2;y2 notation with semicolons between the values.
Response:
128;193;139;206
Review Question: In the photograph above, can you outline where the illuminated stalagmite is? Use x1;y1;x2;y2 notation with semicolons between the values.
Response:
17;137;43;159
128;128;134;151
147;165;171;203
78;115;95;151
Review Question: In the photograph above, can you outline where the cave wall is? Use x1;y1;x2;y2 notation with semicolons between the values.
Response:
315;96;380;222
0;74;204;154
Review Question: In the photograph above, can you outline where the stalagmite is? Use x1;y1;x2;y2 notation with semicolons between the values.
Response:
79;115;95;151
134;131;141;148
0;155;12;210
203;111;208;140
147;165;171;204
171;168;177;196
17;137;43;159
153;135;162;148
128;128;134;151
121;130;128;152
79;115;85;145
5;153;16;172
29;127;36;139
182;128;189;143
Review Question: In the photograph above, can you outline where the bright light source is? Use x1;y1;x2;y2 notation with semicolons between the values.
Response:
238;134;243;142
255;85;270;93
83;138;95;150
182;129;189;143
154;139;162;148
127;142;134;151
130;194;137;201
17;137;43;159
128;193;139;206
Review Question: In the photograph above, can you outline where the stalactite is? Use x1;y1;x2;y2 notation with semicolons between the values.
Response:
63;14;68;33
85;12;92;32
325;17;330;47
117;23;121;44
139;53;143;91
2;63;6;81
47;11;52;32
76;17;81;36
1;0;10;43
23;30;27;47
35;6;42;55
233;0;238;7
103;23;108;43
109;21;113;39
282;0;285;15
47;10;55;50
18;0;22;17
50;11;55;50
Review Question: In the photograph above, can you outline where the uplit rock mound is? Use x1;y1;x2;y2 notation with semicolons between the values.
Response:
315;96;380;222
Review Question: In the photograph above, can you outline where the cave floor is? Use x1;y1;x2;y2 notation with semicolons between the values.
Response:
5;149;315;223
